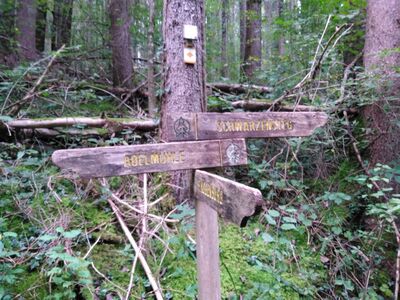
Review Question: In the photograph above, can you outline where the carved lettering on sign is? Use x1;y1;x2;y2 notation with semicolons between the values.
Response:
124;151;185;167
197;181;223;204
51;139;248;178
216;119;294;133
166;112;327;141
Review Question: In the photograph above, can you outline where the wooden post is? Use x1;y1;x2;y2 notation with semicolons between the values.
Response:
196;198;221;300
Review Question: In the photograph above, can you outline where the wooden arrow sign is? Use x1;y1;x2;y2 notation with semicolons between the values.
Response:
165;112;328;141
51;139;247;178
194;170;263;226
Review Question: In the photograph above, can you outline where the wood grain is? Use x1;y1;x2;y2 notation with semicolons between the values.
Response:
165;112;328;141
194;170;263;226
51;139;248;178
196;198;221;300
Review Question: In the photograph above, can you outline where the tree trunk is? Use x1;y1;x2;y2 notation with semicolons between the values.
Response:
44;0;53;53
362;0;400;160
362;0;400;180
108;0;134;89
147;0;157;117
240;0;246;65
221;0;228;78
277;0;285;56
16;0;39;61
53;0;73;49
35;0;47;52
263;0;272;61
0;0;16;58
161;0;206;203
243;0;262;80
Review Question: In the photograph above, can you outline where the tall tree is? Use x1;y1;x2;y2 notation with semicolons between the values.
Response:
108;0;134;89
0;0;16;58
243;0;262;80
239;0;246;67
147;0;157;117
35;0;47;52
221;0;228;78
263;0;273;61
53;0;73;49
362;0;400;174
275;0;284;56
16;0;38;61
161;0;206;203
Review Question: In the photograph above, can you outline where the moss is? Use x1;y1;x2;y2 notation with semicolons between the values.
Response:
161;222;325;299
79;101;116;114
10;270;48;299
89;243;147;297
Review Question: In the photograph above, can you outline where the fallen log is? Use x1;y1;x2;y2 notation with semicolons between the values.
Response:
4;117;159;130
231;100;322;112
208;83;273;94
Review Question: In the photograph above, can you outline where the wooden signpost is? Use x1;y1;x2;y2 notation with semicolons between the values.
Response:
165;112;328;141
51;139;247;178
194;170;263;226
193;170;263;300
51;110;328;300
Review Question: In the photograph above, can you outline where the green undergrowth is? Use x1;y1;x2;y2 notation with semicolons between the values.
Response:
161;221;325;299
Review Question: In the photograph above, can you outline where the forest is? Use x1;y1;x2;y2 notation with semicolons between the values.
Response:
0;0;399;299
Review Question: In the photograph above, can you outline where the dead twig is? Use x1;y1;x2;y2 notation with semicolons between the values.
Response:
8;45;66;116
105;191;164;300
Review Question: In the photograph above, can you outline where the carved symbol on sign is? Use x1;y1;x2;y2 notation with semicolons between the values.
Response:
174;117;191;138
226;143;241;165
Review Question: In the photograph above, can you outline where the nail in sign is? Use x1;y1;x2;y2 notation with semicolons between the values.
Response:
194;170;263;226
51;139;248;178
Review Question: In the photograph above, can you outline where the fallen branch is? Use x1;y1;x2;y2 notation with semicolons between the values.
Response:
231;100;322;112
208;82;273;94
268;18;351;110
5;117;159;130
7;46;65;116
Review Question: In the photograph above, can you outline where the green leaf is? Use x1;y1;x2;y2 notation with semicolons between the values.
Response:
0;115;13;122
261;233;274;243
332;226;342;235
63;230;81;239
281;223;296;231
39;234;57;242
268;209;280;218
3;232;17;238
282;217;297;223
265;214;277;226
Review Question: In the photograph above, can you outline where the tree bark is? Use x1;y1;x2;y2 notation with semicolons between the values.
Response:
35;0;47;52
53;0;73;49
263;0;273;61
16;0;39;61
277;0;285;56
240;0;246;65
147;0;157;117
221;0;228;78
362;0;400;172
243;0;262;80
0;0;16;58
44;0;53;53
161;0;206;203
108;0;134;89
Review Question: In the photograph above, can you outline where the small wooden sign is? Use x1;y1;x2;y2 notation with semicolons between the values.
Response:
194;170;263;226
51;139;247;178
166;112;328;141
